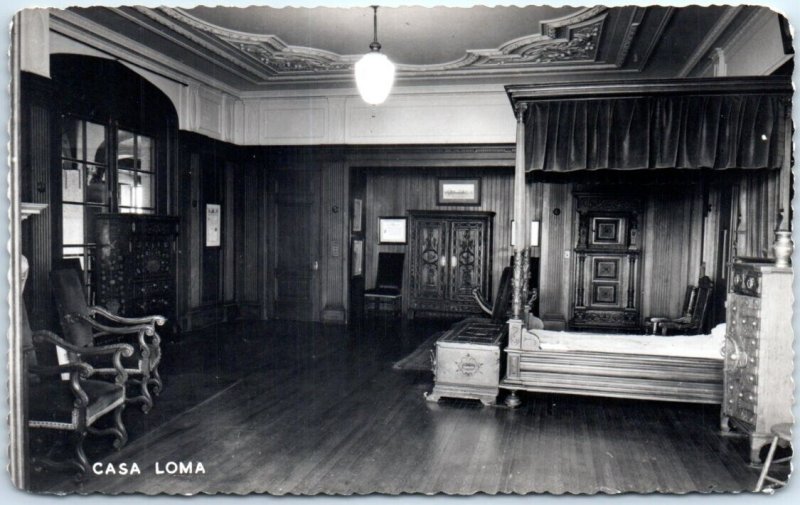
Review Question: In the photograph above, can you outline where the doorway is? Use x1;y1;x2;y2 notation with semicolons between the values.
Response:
272;168;321;321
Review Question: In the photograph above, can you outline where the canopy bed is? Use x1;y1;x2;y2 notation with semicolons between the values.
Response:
499;76;793;411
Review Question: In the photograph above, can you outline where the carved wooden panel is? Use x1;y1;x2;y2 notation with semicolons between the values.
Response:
571;193;642;331
411;219;448;302
409;211;493;318
94;214;179;330
449;220;488;303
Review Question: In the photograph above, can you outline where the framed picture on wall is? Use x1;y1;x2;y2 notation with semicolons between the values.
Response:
352;239;363;276
206;203;221;247
437;178;481;205
379;217;407;244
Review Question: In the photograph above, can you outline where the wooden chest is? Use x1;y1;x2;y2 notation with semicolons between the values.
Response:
425;318;506;406
722;262;793;463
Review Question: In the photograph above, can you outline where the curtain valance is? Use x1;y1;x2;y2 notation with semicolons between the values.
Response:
524;94;788;172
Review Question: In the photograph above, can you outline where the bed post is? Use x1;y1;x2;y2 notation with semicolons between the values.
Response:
509;103;528;360
511;103;529;320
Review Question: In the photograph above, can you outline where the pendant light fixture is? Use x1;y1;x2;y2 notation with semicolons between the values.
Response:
355;6;395;105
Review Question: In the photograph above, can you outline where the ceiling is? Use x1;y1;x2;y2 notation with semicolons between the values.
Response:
60;4;768;92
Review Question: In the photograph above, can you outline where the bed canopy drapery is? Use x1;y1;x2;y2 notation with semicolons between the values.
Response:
507;76;792;173
503;76;793;323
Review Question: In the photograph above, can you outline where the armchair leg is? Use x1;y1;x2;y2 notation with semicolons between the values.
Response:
72;431;90;479
85;404;128;449
126;376;155;413
114;404;128;449
149;367;163;396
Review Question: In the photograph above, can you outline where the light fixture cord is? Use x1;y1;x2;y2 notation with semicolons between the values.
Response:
369;5;381;52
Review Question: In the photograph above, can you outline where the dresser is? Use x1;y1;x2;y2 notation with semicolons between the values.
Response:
407;211;493;319
94;214;179;332
721;261;793;463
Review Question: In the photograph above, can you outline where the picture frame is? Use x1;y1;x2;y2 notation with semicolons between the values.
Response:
379;217;407;244
352;239;363;276
437;178;481;206
205;203;221;247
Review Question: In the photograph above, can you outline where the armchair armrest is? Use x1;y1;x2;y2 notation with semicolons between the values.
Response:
28;361;94;379
68;313;159;348
33;330;133;384
89;306;166;327
33;330;134;358
471;287;493;316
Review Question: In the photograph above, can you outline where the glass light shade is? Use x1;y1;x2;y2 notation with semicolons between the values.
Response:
355;52;395;105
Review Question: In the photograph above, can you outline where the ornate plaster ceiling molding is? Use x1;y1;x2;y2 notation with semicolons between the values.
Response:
150;6;615;81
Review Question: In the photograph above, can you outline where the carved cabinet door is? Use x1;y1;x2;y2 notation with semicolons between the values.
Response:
449;220;489;304
410;218;448;302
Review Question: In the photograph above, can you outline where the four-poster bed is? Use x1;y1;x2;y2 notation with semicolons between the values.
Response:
500;76;793;409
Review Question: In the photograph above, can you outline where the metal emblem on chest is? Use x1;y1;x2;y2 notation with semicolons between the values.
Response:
455;354;483;377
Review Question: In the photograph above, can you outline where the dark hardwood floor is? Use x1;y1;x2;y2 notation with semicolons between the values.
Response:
31;317;784;495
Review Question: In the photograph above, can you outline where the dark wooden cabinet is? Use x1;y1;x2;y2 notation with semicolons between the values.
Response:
94;214;179;331
570;194;643;332
408;211;493;318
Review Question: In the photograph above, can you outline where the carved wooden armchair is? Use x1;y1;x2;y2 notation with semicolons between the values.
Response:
648;276;714;335
50;268;166;413
24;301;133;479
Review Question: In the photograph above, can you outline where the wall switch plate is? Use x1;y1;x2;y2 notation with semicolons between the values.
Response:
564;250;571;259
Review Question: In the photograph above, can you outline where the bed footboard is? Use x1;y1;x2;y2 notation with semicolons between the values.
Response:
501;348;723;405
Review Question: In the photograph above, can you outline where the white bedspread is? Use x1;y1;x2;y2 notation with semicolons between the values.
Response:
533;324;726;360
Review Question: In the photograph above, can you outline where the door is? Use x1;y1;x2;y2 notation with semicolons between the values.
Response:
273;168;320;321
410;217;448;302
449;219;490;304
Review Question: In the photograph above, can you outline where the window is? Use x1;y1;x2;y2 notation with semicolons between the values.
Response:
59;117;157;299
117;130;156;214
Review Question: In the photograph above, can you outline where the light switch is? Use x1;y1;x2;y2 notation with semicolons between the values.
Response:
564;250;571;259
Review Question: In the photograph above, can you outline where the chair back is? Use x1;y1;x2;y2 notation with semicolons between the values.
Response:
691;276;714;333
50;268;94;348
21;300;39;371
375;252;404;290
491;267;513;323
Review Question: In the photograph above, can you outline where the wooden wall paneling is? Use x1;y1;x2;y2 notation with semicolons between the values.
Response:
526;179;544;257
20;75;56;330
200;156;223;305
702;185;722;281
538;182;571;329
321;156;348;323
224;161;236;305
688;183;705;283
188;152;202;313
260;164;272;320
234;160;264;319
641;188;695;320
736;171;780;259
362;166;513;315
